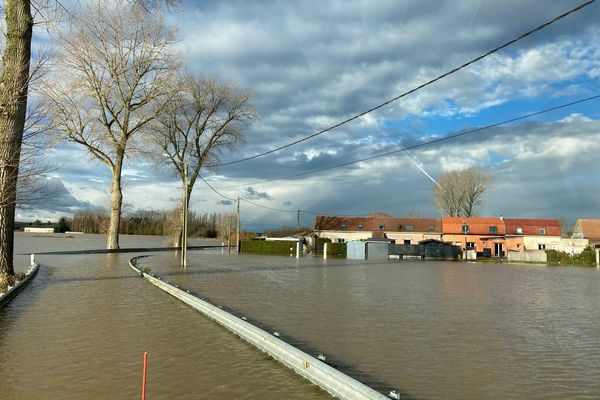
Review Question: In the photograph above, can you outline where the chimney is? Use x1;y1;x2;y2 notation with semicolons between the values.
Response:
500;214;503;220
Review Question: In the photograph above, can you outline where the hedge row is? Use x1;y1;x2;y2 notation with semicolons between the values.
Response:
315;237;331;251
546;246;597;266
240;240;298;255
326;242;346;257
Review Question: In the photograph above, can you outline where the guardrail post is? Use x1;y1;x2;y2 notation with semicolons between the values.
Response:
596;248;599;267
296;241;301;258
323;243;328;259
30;254;35;266
141;352;148;400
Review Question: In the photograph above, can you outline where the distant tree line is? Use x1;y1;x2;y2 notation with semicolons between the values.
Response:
67;209;236;239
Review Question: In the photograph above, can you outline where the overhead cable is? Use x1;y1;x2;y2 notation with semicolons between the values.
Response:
209;93;600;189
205;0;596;168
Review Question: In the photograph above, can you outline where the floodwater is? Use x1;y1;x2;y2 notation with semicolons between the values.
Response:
139;251;600;400
1;234;599;400
0;233;327;400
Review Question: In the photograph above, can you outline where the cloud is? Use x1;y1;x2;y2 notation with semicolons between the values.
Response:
244;186;273;200
23;1;600;229
19;177;93;216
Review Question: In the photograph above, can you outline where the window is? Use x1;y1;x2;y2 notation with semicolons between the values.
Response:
404;239;411;244
405;224;414;231
428;225;436;231
538;243;546;250
462;224;470;234
466;242;475;249
539;228;546;235
337;238;345;243
489;226;497;234
516;227;523;234
379;224;385;230
357;224;363;231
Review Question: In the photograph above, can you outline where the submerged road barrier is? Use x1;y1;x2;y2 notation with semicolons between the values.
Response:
129;255;389;400
0;255;39;309
20;244;225;256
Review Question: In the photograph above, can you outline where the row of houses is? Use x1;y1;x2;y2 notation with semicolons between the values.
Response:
313;216;600;257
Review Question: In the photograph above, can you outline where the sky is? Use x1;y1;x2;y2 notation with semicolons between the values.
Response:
18;0;600;231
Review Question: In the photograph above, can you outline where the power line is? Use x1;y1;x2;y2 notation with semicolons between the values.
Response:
208;93;600;189
200;174;362;216
205;0;596;168
240;197;296;213
199;174;296;213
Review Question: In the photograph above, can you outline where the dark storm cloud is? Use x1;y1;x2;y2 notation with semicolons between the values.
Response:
244;187;273;200
21;178;93;214
179;0;600;160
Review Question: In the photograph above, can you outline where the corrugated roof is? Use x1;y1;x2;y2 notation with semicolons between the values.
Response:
314;216;441;233
504;218;561;236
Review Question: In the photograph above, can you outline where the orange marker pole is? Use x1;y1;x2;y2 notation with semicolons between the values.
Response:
141;352;148;400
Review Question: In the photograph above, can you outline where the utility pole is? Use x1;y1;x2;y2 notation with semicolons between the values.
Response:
297;210;300;232
182;161;188;268
236;197;241;252
227;225;231;254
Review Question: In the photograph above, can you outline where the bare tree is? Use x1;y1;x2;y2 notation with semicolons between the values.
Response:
150;74;256;246
42;0;180;249
433;168;492;217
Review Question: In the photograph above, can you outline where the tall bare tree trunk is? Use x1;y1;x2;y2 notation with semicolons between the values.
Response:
174;186;192;248
107;151;125;249
0;0;32;286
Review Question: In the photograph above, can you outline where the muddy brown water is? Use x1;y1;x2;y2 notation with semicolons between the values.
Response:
2;233;600;399
0;234;326;400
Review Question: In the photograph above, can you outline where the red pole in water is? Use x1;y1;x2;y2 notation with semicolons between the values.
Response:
141;352;148;400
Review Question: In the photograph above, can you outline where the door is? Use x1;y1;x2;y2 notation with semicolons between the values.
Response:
494;242;503;257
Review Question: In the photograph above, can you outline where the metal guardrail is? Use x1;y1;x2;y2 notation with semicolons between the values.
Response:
0;260;39;309
129;255;389;400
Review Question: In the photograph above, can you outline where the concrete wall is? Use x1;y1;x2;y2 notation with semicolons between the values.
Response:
523;235;561;251
129;257;387;400
559;238;589;255
507;250;547;263
24;227;55;233
316;231;372;243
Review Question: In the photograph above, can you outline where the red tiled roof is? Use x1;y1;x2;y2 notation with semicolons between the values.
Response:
314;216;441;233
441;217;505;235
504;218;561;236
576;219;600;241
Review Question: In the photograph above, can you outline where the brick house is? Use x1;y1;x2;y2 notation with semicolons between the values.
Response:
572;219;600;247
440;217;517;257
503;218;562;251
313;216;442;244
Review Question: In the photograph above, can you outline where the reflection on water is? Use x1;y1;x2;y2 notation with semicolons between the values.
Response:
0;234;327;400
141;252;600;400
